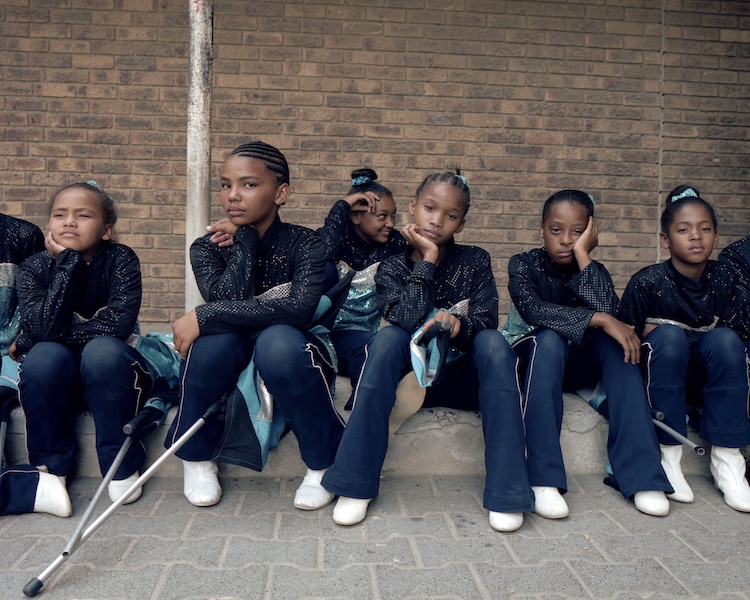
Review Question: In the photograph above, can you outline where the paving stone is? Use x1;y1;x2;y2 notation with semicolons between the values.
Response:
376;563;482;599
186;513;278;540
224;536;318;569
277;511;365;541
365;514;454;541
269;565;374;599
571;558;687;597
505;533;608;565
661;559;750;597
324;537;416;568
157;563;268;600
399;491;485;517
415;533;513;567
675;531;750;561
124;536;227;567
587;531;699;562
473;560;590;597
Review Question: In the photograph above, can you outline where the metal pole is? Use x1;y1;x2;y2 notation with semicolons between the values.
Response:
185;0;213;311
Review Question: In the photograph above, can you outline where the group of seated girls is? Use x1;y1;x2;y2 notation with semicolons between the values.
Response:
0;140;748;535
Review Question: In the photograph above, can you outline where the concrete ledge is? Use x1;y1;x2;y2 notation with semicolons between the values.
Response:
4;377;711;479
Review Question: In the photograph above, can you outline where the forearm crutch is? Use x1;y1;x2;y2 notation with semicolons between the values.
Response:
23;399;223;598
651;409;706;455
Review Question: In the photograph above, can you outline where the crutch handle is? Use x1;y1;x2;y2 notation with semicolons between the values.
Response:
123;405;167;440
650;408;666;421
421;319;451;344
202;398;226;420
23;577;44;597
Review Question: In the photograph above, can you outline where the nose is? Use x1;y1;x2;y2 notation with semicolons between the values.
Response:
63;213;76;227
225;185;240;202
385;215;395;229
561;232;573;246
690;227;701;239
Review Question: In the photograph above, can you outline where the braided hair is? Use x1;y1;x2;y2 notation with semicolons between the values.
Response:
230;141;290;185
51;180;117;225
348;168;392;198
415;169;470;215
542;189;594;224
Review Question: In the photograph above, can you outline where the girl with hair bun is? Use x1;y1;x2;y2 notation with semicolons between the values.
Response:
317;169;406;408
620;185;750;512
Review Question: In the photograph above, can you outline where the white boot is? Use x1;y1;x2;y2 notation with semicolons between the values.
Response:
660;444;694;503
489;511;524;532
33;472;72;517
531;486;569;519
332;496;371;526
634;491;670;516
294;468;335;510
183;460;221;507
710;446;750;512
108;471;142;505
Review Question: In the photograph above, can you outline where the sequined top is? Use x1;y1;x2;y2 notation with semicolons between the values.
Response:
191;216;326;336
376;240;498;351
719;237;750;340
0;214;44;354
503;248;619;346
15;241;142;353
619;259;746;342
317;200;407;333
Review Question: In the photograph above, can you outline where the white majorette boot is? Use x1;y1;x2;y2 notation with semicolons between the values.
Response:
531;486;569;519
660;444;694;503
33;472;72;518
489;511;524;532
108;471;142;505
182;460;222;507
710;446;750;512
634;490;670;516
332;496;371;526
294;468;335;510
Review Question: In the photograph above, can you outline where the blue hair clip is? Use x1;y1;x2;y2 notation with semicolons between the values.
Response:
457;174;469;188
587;193;596;206
82;180;103;192
670;188;698;203
352;175;371;186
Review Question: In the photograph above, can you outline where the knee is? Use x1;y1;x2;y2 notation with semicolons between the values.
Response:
473;329;516;368
645;324;688;361
532;328;568;357
21;342;76;380
701;327;744;360
255;324;305;371
367;325;410;358
80;336;129;376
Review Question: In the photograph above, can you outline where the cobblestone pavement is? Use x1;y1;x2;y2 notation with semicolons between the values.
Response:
2;473;749;600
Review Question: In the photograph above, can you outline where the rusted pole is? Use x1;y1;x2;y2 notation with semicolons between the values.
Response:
185;0;213;310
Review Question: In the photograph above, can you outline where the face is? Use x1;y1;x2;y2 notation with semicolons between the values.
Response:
351;194;397;244
49;188;112;262
219;155;289;234
541;201;588;266
660;203;717;270
409;182;466;247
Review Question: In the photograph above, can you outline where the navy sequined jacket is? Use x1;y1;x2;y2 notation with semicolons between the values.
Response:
505;248;620;347
619;259;747;341
316;199;406;270
15;241;141;354
0;214;44;354
191;216;326;336
719;237;750;340
375;240;498;351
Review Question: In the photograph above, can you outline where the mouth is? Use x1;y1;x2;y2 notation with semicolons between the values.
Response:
558;251;573;258
688;246;705;253
226;209;244;217
422;230;440;239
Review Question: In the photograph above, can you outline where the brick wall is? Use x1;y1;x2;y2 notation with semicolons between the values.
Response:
0;0;747;328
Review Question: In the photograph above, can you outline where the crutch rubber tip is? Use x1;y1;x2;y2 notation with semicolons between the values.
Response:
23;578;43;597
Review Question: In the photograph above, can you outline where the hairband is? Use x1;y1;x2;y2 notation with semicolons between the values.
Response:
78;180;103;192
670;188;698;203
352;175;371;186
457;174;469;189
588;193;596;206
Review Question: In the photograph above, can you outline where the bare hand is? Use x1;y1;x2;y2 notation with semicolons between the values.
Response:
343;191;379;213
207;218;237;248
422;310;461;339
401;223;439;264
8;340;20;362
45;231;66;259
573;217;598;270
172;310;200;358
593;313;641;364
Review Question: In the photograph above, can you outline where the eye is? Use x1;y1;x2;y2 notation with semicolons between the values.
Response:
244;182;256;188
447;213;458;220
424;204;433;211
220;183;230;189
550;227;560;234
677;228;688;233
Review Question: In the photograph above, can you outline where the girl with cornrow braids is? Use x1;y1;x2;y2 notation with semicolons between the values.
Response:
321;169;532;531
167;141;346;510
